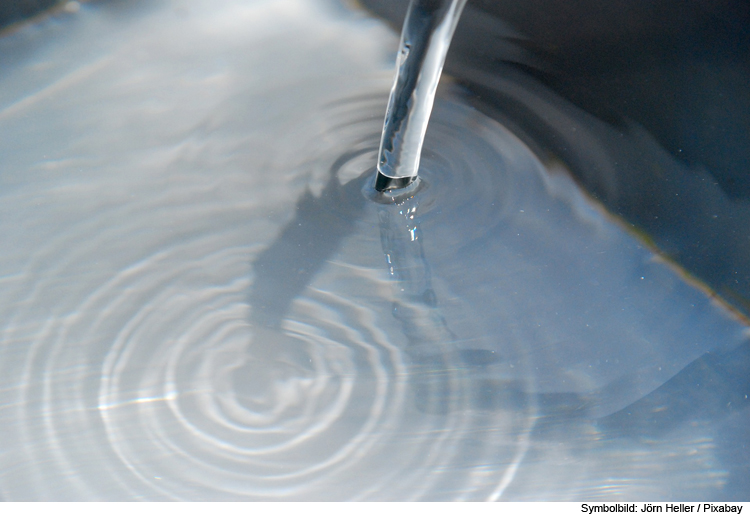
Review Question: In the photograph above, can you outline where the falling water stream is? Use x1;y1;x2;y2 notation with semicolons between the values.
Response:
0;0;748;500
375;0;466;191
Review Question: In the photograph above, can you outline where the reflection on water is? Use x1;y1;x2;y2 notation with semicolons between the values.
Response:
0;0;748;500
364;0;750;317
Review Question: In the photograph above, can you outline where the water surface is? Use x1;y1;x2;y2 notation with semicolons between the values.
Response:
0;0;748;500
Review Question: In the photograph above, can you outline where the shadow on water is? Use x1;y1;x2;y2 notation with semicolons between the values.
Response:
350;1;750;496
249;156;750;497
361;0;750;320
0;0;59;30
248;153;367;329
248;163;504;416
0;0;744;500
248;161;750;420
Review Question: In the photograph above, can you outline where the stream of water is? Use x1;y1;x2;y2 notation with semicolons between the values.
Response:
0;0;748;500
375;0;465;191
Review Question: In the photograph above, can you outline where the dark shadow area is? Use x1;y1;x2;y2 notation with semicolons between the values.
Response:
0;0;60;30
248;159;367;329
361;0;750;319
248;165;508;417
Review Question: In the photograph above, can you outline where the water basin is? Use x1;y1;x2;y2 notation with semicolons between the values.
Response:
0;0;748;500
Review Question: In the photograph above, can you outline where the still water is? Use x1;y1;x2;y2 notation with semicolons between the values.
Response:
0;0;748;500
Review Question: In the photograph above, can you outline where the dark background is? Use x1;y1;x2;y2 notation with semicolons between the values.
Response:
0;0;60;29
3;0;749;317
362;0;750;318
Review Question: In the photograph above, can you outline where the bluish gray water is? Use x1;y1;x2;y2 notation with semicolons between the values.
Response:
0;0;748;500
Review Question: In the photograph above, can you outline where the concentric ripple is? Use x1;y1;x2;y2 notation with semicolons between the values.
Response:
0;1;534;496
1;124;534;500
81;93;537;501
1;0;747;502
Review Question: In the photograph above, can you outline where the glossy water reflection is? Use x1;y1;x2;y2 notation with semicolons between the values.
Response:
0;0;748;500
